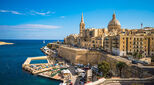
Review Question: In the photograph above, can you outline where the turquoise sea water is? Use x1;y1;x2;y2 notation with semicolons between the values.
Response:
0;40;62;85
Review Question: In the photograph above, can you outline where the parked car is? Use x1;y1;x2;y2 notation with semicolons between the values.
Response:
138;60;148;65
132;60;138;64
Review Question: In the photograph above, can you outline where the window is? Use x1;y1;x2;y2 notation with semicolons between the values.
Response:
140;38;142;41
140;42;142;44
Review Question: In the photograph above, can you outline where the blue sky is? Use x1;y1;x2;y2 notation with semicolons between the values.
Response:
0;0;154;40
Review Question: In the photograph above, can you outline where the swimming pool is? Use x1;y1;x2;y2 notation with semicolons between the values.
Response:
30;59;48;64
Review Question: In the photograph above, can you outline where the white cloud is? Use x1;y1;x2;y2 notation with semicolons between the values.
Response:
0;9;55;16
31;10;55;16
60;16;65;18
0;24;61;29
0;10;22;15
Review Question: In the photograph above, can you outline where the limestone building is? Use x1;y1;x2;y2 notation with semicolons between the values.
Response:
64;12;154;57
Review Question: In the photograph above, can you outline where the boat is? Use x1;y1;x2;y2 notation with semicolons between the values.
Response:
43;40;45;44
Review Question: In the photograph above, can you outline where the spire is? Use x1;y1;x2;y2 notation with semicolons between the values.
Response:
141;23;143;29
113;11;116;20
81;12;84;23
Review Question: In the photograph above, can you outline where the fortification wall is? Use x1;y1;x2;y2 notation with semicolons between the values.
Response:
57;45;152;78
58;46;103;65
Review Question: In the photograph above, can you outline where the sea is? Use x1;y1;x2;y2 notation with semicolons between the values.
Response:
0;40;63;85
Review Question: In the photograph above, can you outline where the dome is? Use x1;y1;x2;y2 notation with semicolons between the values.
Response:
108;12;121;33
108;19;121;26
108;12;121;26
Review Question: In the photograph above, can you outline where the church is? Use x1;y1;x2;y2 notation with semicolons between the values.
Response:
64;12;154;57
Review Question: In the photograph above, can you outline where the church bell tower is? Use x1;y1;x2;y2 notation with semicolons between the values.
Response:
80;12;85;37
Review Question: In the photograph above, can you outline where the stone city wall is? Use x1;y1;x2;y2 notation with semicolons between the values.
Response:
56;45;152;78
58;46;103;65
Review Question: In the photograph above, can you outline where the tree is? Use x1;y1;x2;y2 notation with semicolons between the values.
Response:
98;61;110;77
116;62;126;77
137;54;142;59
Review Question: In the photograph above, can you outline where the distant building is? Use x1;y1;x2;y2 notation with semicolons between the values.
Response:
64;12;154;57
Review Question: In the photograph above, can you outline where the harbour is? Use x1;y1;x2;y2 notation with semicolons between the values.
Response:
0;0;154;84
0;40;61;85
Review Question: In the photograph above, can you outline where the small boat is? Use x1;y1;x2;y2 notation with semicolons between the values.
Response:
43;40;45;44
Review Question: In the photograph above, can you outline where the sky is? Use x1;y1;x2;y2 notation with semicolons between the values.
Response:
0;0;154;40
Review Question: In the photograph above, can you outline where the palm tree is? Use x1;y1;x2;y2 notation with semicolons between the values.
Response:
116;62;126;77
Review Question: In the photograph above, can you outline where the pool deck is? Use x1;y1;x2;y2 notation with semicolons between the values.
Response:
22;56;51;74
23;56;47;65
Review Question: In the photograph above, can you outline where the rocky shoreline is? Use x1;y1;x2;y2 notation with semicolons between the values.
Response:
0;41;14;45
